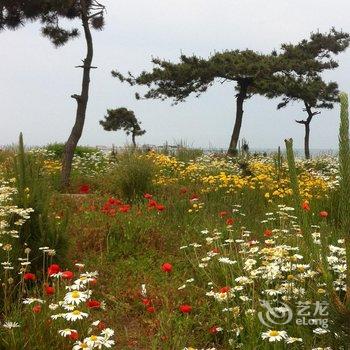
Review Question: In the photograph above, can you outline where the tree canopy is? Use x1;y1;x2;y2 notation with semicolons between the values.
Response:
113;50;282;102
100;108;146;147
0;0;105;46
263;28;350;158
113;50;284;154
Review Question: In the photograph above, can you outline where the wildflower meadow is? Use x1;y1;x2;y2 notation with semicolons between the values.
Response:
0;95;349;349
1;2;350;349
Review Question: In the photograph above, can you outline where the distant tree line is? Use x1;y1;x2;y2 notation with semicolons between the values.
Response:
1;1;349;186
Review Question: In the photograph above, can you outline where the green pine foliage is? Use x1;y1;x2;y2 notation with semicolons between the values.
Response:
100;108;146;146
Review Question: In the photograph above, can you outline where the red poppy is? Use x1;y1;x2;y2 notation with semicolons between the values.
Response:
45;285;55;295
148;200;158;208
62;271;74;280
69;331;79;341
79;184;90;194
219;286;230;293
108;197;122;206
119;204;131;213
90;277;97;286
156;204;165;211
107;208;116;217
209;326;219;334
101;203;110;214
190;195;199;202
142;298;151;306
302;201;310;211
219;211;228;218
144;193;153;199
48;264;60;276
23;272;36;281
180;188;188;194
97;321;106;331
226;218;234;225
319;211;328;218
32;304;42;313
88;205;96;211
264;229;272;237
212;247;220;254
147;306;155;313
179;304;192;313
87;299;101;309
161;262;173;272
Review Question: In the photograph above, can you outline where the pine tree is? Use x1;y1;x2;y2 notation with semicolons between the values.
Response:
113;50;283;155
265;28;349;158
1;0;106;187
100;108;146;147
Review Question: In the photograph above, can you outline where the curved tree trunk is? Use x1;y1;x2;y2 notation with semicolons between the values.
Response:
227;81;249;156
304;122;310;159
131;133;136;148
297;102;318;160
61;0;93;189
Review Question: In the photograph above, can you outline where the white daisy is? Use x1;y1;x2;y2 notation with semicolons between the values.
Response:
58;329;77;337
51;313;65;320
286;337;303;343
262;330;288;342
85;335;103;347
61;303;76;311
101;328;114;338
98;338;115;348
49;303;59;310
313;328;329;335
72;341;93;350
140;284;147;297
64;290;89;305
3;321;20;329
23;298;45;305
64;310;89;321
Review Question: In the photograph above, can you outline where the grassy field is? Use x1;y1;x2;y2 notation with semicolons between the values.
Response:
1;101;350;349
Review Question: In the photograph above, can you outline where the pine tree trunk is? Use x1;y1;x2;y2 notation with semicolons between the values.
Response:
301;102;316;160
132;133;136;148
227;82;248;156
304;122;310;159
61;0;93;189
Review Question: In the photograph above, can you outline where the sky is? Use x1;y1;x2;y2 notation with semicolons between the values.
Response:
1;0;350;150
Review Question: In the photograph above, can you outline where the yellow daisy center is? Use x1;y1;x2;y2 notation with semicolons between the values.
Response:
90;335;98;341
71;291;80;298
72;310;81;315
269;330;279;337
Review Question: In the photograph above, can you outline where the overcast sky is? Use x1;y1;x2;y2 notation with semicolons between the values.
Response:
1;0;349;150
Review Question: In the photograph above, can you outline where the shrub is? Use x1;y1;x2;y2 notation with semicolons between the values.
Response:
102;152;156;201
175;147;203;162
45;142;100;159
13;134;69;269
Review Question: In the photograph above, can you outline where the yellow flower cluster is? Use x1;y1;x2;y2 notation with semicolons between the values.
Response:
146;153;334;201
43;159;61;173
